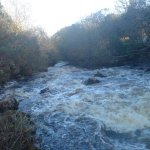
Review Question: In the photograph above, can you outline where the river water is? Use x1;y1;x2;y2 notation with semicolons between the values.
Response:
0;62;150;150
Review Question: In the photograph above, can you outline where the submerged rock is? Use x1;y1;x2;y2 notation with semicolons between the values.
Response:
40;88;49;94
84;77;101;85
94;71;106;77
0;97;19;113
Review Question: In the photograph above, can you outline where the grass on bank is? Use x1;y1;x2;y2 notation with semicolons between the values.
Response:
0;110;38;150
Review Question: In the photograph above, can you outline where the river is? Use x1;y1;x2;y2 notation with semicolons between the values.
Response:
0;62;150;150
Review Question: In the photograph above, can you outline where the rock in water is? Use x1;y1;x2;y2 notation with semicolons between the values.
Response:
94;71;106;77
0;97;19;113
84;77;101;85
40;87;49;94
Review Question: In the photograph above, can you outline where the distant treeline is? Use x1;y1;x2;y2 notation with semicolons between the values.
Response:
50;0;150;68
0;3;59;84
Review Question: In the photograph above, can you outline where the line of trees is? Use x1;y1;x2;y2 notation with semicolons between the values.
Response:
0;2;58;85
50;0;150;68
1;0;150;84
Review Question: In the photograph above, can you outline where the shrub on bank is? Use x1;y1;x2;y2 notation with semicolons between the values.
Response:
0;110;38;150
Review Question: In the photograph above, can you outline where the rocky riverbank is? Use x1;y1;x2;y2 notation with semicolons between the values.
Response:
0;97;38;150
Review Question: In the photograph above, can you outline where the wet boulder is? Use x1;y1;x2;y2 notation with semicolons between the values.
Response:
84;77;101;85
40;87;49;94
0;97;19;113
94;71;106;77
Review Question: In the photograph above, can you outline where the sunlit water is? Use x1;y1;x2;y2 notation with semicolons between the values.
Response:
0;62;150;150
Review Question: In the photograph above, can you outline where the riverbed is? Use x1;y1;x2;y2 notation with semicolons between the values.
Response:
0;62;150;150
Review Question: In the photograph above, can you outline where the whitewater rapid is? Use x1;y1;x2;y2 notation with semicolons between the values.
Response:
0;62;150;150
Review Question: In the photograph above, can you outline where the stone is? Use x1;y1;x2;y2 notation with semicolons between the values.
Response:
40;88;49;94
84;77;101;85
0;97;19;113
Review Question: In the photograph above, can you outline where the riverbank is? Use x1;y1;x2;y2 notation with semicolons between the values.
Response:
0;97;38;150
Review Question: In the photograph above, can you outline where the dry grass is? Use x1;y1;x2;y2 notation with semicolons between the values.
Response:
0;110;38;150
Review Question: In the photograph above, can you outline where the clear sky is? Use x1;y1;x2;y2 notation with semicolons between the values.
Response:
1;0;116;35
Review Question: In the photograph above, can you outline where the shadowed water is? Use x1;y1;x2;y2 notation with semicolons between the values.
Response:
0;62;150;150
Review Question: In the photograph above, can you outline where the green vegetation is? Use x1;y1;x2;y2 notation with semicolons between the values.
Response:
50;0;150;68
0;110;37;150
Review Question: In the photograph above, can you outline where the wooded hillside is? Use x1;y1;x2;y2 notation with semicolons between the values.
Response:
50;0;150;68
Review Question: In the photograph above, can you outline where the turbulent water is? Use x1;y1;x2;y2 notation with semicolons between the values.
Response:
0;62;150;150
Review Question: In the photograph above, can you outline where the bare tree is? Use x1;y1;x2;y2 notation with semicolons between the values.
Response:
1;0;30;32
115;0;130;13
115;0;150;13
